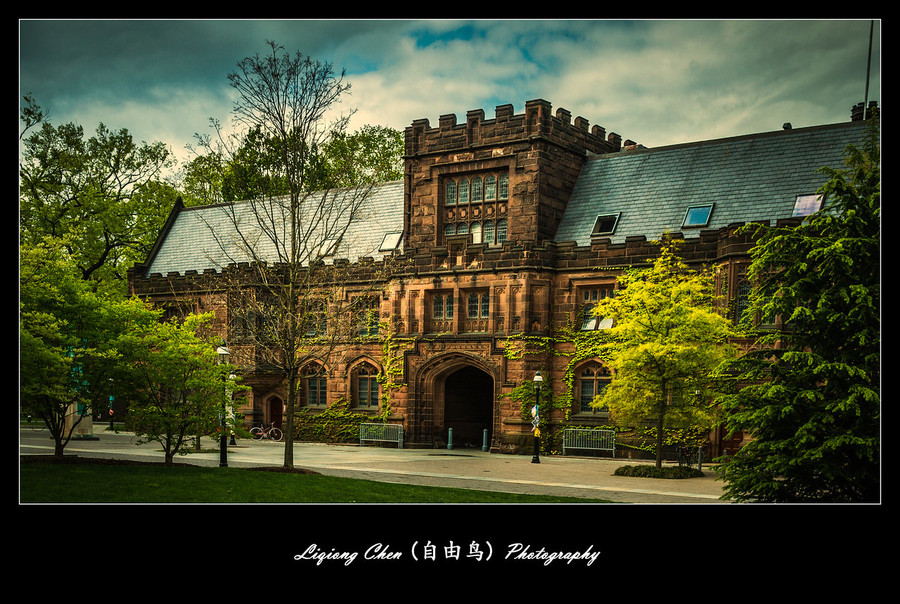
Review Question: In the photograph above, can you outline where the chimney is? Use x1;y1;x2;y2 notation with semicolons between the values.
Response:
852;101;879;122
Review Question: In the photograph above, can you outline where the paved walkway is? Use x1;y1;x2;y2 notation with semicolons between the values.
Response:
20;427;729;504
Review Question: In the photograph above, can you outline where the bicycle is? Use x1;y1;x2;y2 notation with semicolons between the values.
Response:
24;416;45;431
250;423;283;442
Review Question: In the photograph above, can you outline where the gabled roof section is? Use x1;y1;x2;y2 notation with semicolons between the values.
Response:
555;121;869;246
145;180;405;276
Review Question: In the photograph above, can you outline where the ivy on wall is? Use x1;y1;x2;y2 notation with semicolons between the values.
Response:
292;319;412;443
293;397;370;443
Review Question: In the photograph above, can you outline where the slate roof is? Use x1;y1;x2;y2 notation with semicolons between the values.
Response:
145;180;405;276
554;120;869;246
144;120;870;277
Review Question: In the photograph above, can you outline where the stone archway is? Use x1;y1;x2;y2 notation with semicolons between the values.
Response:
409;352;499;449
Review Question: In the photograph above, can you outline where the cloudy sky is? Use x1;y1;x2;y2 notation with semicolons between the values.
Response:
19;19;881;171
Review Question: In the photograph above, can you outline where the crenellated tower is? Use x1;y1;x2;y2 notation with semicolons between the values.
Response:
402;99;629;252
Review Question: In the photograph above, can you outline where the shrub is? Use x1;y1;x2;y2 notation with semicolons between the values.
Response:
614;464;704;479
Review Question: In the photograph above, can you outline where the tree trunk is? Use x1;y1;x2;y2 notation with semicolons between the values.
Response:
655;384;668;469
283;373;297;468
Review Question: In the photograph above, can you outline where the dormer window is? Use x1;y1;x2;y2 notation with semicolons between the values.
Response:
379;232;403;252
792;194;823;217
682;204;714;228
591;213;620;237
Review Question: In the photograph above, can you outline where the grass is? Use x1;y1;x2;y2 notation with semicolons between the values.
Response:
19;458;612;504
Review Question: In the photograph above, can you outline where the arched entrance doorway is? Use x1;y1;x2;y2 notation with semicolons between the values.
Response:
268;396;283;429
444;366;493;447
409;352;499;449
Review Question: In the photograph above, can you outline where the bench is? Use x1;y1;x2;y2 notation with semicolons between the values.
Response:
561;428;616;457
359;423;404;449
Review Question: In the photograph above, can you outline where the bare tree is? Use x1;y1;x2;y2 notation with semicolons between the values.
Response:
195;41;398;468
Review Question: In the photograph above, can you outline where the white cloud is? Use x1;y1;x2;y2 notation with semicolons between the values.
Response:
20;19;880;172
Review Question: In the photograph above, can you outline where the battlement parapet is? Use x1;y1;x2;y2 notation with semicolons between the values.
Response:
405;98;626;157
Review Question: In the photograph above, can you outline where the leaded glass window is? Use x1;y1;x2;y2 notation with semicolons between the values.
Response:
445;180;457;205
471;176;482;202
485;175;496;200
578;364;610;413
458;178;469;204
355;364;379;409
498;173;508;200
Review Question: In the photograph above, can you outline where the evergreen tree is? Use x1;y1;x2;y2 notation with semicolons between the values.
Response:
716;118;880;502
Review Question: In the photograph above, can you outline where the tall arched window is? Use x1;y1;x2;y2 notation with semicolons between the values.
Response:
445;180;457;205
433;294;443;319
357;297;380;337
467;293;480;318
498;173;508;200
471;176;483;202
458;178;469;204
496;219;507;244
304;300;327;337
470;221;482;244
465;291;490;332
302;364;328;407
735;280;752;323
353;363;380;409
483;221;495;245
485;174;496;200
577;363;611;414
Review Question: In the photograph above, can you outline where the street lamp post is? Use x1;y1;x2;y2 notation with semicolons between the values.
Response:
228;372;236;445
217;343;231;468
532;370;542;464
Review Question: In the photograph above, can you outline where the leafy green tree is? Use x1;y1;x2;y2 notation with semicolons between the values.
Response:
20;239;154;456
716;119;880;503
118;313;242;465
590;237;738;467
178;149;226;207
221;125;292;202
184;122;403;204
306;124;404;190
19;98;176;296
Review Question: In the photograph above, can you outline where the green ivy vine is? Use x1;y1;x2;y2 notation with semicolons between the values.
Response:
376;321;414;418
294;397;371;443
293;319;411;443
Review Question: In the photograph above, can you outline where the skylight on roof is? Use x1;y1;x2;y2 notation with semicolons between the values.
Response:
379;232;403;251
792;194;823;217
682;204;714;228
591;213;620;237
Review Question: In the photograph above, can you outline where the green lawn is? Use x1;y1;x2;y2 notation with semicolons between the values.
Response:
19;462;612;503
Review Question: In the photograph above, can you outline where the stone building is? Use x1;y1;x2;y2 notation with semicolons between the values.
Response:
129;99;873;457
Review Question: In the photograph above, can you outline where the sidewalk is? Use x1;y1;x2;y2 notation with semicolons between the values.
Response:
20;427;729;504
